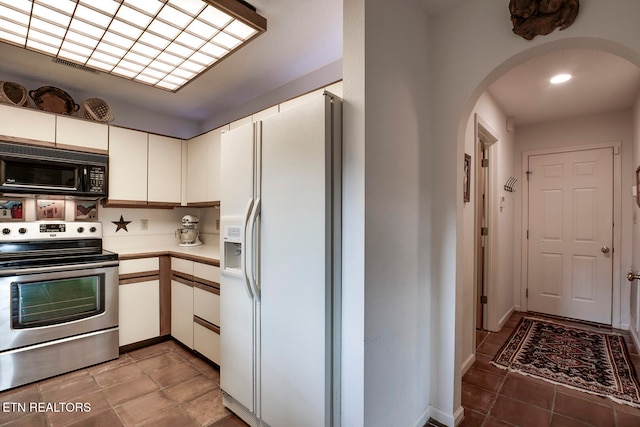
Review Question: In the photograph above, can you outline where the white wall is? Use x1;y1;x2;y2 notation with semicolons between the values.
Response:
0;71;200;139
427;0;640;423
513;110;634;328
342;0;432;426
461;92;516;371
101;206;219;250
0;60;343;141
199;60;342;133
627;96;640;342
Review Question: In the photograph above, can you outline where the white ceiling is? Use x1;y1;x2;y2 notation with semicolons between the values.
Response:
488;48;640;127
0;0;342;123
0;1;637;131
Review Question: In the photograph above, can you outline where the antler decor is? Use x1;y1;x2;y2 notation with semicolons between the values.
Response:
509;0;579;40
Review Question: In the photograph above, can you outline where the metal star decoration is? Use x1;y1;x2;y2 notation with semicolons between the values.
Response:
112;215;132;232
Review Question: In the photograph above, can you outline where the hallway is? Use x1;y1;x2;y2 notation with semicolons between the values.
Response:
461;312;640;426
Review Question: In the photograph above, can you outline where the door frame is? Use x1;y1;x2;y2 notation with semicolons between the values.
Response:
520;141;622;328
474;114;499;332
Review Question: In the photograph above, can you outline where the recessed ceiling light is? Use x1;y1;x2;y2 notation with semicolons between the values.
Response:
0;0;267;92
550;73;572;84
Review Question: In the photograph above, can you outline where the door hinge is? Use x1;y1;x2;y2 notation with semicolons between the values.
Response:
526;230;529;239
526;288;528;298
526;170;532;180
481;227;488;236
482;159;489;168
481;295;488;304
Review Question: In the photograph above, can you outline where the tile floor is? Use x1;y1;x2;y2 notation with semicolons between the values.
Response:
0;340;247;427
4;312;640;427
461;311;640;426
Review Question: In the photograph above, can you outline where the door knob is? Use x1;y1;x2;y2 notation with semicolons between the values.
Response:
601;246;610;254
627;270;640;282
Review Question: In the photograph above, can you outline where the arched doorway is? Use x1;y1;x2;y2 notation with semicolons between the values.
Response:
455;40;640;424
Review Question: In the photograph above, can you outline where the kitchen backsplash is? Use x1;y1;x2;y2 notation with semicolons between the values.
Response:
3;199;220;250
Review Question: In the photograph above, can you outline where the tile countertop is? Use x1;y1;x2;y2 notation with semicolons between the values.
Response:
107;244;220;265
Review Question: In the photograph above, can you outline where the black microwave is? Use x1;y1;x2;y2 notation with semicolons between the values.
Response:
0;142;108;198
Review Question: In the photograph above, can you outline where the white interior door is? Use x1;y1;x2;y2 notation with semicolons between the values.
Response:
527;148;613;324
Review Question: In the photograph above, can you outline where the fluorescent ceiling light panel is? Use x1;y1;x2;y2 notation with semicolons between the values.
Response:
0;0;266;92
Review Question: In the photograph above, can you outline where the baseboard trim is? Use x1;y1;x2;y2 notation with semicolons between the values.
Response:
629;321;640;358
498;306;515;330
462;352;475;376
429;405;461;427
411;405;431;427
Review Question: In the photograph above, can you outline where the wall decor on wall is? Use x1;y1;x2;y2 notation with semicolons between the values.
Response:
504;177;518;192
112;215;131;232
37;200;64;220
636;166;640;208
509;0;579;40
0;200;24;221
75;202;98;220
464;154;471;203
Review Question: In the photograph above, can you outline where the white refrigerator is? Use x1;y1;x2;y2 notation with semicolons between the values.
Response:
219;92;342;427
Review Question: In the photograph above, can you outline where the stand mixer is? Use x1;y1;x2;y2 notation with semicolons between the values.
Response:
175;214;203;246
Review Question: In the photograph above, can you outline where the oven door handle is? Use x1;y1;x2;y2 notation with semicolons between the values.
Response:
0;260;119;276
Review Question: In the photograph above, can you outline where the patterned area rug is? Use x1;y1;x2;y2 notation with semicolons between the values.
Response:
492;317;640;408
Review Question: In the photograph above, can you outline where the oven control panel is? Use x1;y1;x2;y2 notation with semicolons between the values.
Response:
0;221;102;241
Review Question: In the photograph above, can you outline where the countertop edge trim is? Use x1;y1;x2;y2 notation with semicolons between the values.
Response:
117;251;219;265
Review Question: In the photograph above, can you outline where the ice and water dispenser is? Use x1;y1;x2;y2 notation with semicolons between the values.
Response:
222;224;242;273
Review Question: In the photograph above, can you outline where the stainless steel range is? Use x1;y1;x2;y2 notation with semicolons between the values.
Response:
0;221;119;391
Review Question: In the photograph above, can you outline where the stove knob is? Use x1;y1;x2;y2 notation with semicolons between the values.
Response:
77;227;85;233
90;226;97;233
2;228;10;235
18;228;27;234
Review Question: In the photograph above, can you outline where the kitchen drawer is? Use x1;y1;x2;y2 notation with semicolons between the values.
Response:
119;258;159;275
194;285;220;326
194;262;220;283
172;258;193;275
194;320;220;365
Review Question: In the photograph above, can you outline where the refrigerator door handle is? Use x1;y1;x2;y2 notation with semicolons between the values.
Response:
247;197;261;300
243;198;255;299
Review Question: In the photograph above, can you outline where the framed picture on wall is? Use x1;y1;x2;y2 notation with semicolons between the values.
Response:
37;200;64;220
636;166;640;208
464;154;471;203
0;200;24;221
75;202;98;220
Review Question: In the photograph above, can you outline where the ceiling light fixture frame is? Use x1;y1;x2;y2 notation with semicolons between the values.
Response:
0;0;267;92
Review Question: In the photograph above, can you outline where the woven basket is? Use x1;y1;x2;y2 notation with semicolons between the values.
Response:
0;81;29;107
78;98;114;122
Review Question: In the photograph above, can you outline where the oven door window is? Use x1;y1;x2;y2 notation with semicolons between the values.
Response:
11;274;105;329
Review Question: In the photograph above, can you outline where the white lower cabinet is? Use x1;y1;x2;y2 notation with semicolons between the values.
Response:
171;278;194;349
194;321;220;365
171;257;220;365
119;280;160;346
118;257;161;347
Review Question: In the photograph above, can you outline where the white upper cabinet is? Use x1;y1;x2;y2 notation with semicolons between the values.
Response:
108;126;148;204
148;134;182;205
0;104;56;145
56;116;109;153
186;127;222;205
